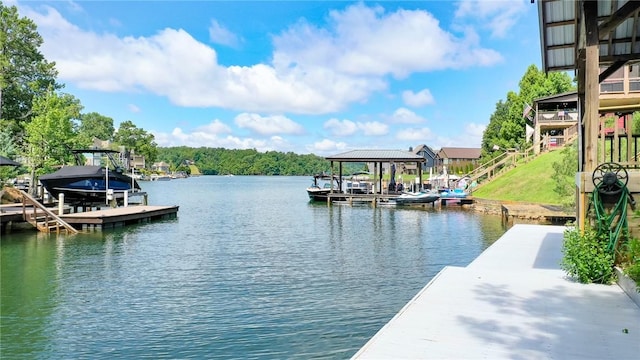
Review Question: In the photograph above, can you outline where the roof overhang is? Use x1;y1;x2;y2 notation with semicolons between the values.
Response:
326;149;425;163
538;0;640;74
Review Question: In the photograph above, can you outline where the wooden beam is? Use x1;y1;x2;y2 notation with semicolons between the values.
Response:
583;0;599;173
598;52;640;63
598;1;640;37
599;60;627;83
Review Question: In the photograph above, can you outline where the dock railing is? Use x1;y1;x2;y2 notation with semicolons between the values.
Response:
20;190;78;234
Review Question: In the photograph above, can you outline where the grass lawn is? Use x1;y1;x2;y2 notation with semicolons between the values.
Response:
471;150;566;205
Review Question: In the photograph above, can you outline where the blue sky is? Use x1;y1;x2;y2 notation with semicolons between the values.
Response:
12;0;542;155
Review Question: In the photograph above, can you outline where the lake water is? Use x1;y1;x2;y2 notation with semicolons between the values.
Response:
1;176;506;359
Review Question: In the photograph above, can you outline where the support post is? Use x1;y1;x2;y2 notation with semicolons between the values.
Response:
58;193;64;216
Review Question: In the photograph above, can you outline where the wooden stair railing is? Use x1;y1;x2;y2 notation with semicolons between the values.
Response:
20;190;78;234
461;133;579;191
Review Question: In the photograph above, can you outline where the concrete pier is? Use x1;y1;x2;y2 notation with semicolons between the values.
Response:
353;224;640;359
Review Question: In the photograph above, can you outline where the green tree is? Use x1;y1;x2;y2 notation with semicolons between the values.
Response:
0;126;19;184
24;88;82;192
633;111;640;135
78;112;115;144
113;120;158;165
0;3;59;141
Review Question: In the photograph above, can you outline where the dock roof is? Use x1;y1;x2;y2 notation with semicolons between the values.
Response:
325;149;425;162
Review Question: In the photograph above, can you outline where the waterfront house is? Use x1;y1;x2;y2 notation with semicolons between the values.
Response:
152;161;171;174
530;63;640;154
537;1;640;232
399;145;437;176
435;147;481;175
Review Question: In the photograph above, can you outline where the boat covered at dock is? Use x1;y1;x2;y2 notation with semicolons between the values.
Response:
39;149;142;206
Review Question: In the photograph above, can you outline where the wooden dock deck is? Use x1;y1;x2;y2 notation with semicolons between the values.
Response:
325;193;475;207
1;204;178;233
352;224;640;359
60;205;179;231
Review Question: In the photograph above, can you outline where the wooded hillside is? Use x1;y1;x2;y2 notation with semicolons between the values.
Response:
157;147;339;176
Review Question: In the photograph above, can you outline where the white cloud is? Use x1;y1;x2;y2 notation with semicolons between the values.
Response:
324;118;388;137
152;125;293;152
429;122;486;149
402;89;435;107
273;3;502;78
389;108;426;124
234;113;304;135
455;0;529;38
128;104;141;113
22;2;501;116
359;121;388;136
307;139;348;154
395;127;434;142
197;119;233;134
324;118;358;136
208;19;240;47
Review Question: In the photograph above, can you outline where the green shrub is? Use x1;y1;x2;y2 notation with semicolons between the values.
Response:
622;237;640;290
561;227;614;284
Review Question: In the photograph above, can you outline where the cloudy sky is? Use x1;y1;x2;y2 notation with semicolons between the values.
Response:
12;0;542;155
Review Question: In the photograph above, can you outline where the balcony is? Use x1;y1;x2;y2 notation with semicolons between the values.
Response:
535;111;579;127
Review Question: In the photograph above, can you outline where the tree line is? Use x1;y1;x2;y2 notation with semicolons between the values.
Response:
157;147;332;176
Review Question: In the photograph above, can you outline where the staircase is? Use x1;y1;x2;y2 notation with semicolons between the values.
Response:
20;190;78;234
465;131;578;191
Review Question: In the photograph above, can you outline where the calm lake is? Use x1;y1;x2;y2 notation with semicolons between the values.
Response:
1;176;506;359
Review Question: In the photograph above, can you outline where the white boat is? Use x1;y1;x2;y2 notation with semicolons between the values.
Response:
395;191;440;205
307;173;342;201
344;172;372;194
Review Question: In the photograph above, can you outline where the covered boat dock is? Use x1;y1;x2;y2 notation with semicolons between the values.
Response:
325;149;425;202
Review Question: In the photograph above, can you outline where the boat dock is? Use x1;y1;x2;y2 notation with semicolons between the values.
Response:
325;193;474;207
1;204;178;233
60;205;179;231
352;224;640;359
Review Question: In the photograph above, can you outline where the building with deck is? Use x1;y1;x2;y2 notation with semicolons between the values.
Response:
538;0;640;230
435;147;481;176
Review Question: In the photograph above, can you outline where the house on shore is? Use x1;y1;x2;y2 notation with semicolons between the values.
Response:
435;147;481;176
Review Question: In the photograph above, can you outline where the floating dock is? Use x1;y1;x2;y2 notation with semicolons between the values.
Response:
325;193;474;207
60;205;179;231
352;224;640;359
1;204;178;233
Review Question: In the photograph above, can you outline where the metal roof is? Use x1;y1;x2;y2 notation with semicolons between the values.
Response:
535;91;578;104
325;149;425;162
538;0;640;73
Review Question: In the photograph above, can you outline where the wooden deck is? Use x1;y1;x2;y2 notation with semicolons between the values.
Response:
352;224;640;359
1;204;179;233
325;193;475;207
60;205;179;231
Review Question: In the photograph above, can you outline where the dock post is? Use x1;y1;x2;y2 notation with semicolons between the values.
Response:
143;193;148;205
124;191;129;207
58;193;65;216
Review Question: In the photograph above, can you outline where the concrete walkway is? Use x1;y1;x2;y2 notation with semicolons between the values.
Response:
353;224;640;359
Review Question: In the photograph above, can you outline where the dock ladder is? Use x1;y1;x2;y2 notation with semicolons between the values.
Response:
20;190;78;234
